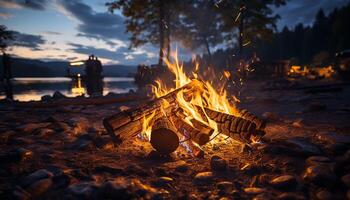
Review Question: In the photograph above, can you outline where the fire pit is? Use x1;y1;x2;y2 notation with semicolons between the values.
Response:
103;52;266;155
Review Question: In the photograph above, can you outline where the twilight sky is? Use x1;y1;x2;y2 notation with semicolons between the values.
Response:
0;0;349;65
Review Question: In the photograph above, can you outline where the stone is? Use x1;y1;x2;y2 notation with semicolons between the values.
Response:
341;174;350;188
253;193;274;200
303;165;336;186
52;174;71;189
286;138;321;156
94;136;114;151
65;182;99;199
270;175;297;190
99;178;132;199
306;156;331;166
210;155;227;171
21;169;53;188
20;123;51;134
243;187;266;195
26;178;53;198
153;177;174;187
325;143;349;155
132;179;169;198
12;186;31;200
15;148;33;162
316;190;333;200
194;172;214;185
0;131;14;144
216;181;233;191
315;131;350;145
277;192;305;200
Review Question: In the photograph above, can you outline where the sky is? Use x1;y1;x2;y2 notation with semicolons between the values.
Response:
0;0;349;65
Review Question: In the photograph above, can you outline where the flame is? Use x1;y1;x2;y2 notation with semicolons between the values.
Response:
141;111;156;141
147;50;241;145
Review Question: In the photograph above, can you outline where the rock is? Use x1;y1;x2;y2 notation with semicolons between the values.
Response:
325;143;349;155
194;172;214;185
303;165;336;186
94;136;114;151
20;123;50;134
26;178;53;198
52;91;65;99
21;169;53;188
14;148;33;162
306;156;331;166
52;174;70;189
315;131;350;145
316;190;334;200
270;175;297;190
243;187;266;195
210;155;227;171
65;182;99;199
277;192;305;200
253;193;274;200
285;138;321;156
132;179;169;198
262;112;280;121
99;178;132;199
341;174;350;188
153;177;174;187
216;181;233;191
12;186;31;200
292;119;303;128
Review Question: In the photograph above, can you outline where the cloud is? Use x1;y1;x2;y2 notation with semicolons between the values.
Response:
0;12;12;19
0;0;47;10
43;31;61;35
10;31;46;50
67;42;156;64
274;0;350;30
57;0;127;41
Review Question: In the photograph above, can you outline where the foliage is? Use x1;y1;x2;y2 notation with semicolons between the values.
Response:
0;25;14;53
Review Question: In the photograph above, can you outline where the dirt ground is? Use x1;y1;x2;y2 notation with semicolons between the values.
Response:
0;79;349;199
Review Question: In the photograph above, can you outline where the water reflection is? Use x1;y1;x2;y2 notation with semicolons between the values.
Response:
0;77;136;101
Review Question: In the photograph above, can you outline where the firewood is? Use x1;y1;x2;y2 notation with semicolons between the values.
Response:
150;118;179;154
238;109;266;130
169;108;213;146
199;107;265;143
103;80;200;143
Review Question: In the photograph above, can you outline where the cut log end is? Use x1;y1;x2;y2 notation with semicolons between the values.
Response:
150;128;179;155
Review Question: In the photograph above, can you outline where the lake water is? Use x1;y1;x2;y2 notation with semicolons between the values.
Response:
0;77;137;101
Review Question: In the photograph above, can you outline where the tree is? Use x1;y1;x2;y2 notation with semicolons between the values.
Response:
218;0;286;55
177;0;223;59
106;0;184;65
0;25;14;53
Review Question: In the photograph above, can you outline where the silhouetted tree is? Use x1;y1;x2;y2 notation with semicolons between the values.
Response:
0;25;13;53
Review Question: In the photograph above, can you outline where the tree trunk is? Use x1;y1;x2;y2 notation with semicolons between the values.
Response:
204;37;211;60
166;12;171;60
158;0;165;66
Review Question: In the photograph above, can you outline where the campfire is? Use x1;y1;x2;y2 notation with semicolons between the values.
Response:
103;51;266;156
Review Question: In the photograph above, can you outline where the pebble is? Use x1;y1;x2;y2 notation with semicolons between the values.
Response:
341;174;350;188
194;172;214;185
306;156;331;166
253;193;274;200
216;181;233;191
99;178;132;199
270;175;297;190
277;192;305;200
12;186;31;200
26;178;53;198
153;177;174;187
65;182;99;199
243;187;266;195
316;190;333;200
210;155;227;171
303;165;336;186
21;169;53;188
11;148;34;162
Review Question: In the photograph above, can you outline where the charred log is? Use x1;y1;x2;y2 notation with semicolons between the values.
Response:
150;118;179;154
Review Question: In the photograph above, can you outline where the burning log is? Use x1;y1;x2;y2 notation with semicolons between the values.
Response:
238;109;266;131
170;108;213;146
150;118;179;154
200;107;265;143
103;80;201;143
